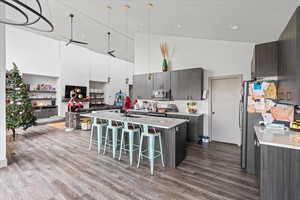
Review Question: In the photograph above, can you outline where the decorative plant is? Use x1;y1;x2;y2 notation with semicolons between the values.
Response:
160;41;169;72
6;63;36;140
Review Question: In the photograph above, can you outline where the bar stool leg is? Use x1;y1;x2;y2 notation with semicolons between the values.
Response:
137;133;144;168
129;131;134;166
137;130;143;161
97;125;103;154
103;127;110;155
119;129;125;160
112;128;118;159
148;135;155;176
89;125;95;150
159;133;165;167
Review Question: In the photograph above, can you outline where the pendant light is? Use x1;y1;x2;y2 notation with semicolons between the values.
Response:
0;0;54;32
147;3;153;80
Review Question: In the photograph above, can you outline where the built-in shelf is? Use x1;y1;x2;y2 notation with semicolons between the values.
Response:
90;98;104;100
89;92;104;95
33;105;57;109
29;90;56;93
89;80;106;107
30;98;56;101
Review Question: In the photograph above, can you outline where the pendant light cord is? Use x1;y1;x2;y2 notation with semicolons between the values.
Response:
147;4;151;77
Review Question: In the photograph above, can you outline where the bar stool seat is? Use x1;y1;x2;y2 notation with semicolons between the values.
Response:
119;122;141;166
137;126;165;175
89;118;108;154
103;120;123;159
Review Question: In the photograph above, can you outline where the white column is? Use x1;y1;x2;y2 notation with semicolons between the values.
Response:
0;4;7;168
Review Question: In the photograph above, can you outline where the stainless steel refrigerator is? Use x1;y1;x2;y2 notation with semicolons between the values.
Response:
240;81;262;173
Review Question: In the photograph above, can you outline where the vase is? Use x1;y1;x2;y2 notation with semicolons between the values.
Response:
162;58;168;72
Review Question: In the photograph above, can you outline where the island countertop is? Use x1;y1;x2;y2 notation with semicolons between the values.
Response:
127;109;204;117
254;126;300;150
82;111;188;129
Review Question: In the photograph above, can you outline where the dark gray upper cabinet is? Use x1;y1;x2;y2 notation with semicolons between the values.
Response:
171;68;203;100
170;70;188;100
188;68;204;100
133;68;204;100
153;72;171;91
133;74;153;99
277;7;300;104
252;41;278;78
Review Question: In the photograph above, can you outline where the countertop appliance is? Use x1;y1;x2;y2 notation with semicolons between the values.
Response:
152;89;170;100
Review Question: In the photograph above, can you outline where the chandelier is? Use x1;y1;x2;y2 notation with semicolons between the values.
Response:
0;0;54;32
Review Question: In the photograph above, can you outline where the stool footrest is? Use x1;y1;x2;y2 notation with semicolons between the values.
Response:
120;145;139;152
140;150;162;159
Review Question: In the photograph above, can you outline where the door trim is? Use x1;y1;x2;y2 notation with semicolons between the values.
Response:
208;74;243;143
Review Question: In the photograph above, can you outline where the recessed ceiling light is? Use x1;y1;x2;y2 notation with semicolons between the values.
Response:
177;24;182;29
230;24;239;30
147;3;154;8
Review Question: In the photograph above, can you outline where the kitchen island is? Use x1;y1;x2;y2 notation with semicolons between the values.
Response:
128;109;204;142
254;126;300;200
83;111;188;168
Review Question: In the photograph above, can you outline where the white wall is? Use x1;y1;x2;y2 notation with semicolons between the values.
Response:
0;5;7;168
6;27;134;117
6;27;61;77
135;33;254;136
135;33;254;79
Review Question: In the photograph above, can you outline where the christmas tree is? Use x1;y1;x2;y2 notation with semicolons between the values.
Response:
6;63;36;140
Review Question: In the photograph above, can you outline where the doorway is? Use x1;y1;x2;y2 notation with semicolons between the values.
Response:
210;75;242;145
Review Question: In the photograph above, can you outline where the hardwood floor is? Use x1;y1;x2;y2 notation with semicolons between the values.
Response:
0;125;260;200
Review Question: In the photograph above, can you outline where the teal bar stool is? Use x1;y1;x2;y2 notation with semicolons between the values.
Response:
119;122;141;166
137;125;165;175
88;117;107;154
103;120;123;159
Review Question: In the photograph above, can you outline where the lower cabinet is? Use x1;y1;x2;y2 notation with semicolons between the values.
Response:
255;142;300;200
34;107;58;119
167;114;203;142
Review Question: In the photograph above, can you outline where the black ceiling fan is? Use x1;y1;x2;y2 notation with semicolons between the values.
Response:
107;32;116;57
66;14;88;46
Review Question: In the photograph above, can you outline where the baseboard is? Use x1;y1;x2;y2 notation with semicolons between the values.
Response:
0;159;7;168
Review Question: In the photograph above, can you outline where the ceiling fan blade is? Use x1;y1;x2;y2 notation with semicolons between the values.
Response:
66;40;72;46
72;40;88;45
108;51;116;57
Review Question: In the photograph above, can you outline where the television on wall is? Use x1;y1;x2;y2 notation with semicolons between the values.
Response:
65;85;87;99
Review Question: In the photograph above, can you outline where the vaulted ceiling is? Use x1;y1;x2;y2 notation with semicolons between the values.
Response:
3;0;300;62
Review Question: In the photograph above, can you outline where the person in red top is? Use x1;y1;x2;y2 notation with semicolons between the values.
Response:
122;96;132;111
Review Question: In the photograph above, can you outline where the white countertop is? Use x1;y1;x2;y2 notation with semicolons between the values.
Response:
254;126;300;150
128;109;204;117
81;111;188;129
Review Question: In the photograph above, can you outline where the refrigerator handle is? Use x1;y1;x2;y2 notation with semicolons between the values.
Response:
239;99;242;128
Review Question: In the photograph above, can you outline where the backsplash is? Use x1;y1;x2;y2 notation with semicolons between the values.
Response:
137;99;208;114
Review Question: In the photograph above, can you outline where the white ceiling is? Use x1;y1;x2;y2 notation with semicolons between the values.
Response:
3;0;300;62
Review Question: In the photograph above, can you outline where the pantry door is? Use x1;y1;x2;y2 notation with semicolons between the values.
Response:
211;76;241;145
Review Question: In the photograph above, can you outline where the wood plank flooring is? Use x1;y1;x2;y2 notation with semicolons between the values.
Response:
0;125;260;200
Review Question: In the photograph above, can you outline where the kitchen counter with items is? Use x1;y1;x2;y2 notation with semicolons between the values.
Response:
254;125;300;200
254;126;300;150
